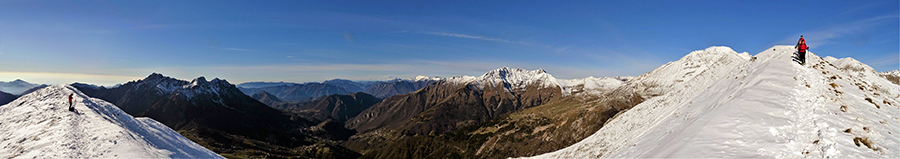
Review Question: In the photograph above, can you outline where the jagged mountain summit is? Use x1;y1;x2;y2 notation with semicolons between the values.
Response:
446;67;628;96
0;85;220;158
527;46;900;158
0;79;45;95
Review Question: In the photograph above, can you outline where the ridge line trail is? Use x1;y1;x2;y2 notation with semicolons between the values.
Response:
768;52;832;157
611;48;832;158
60;87;88;158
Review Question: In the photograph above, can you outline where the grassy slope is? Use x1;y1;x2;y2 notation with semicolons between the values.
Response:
354;92;635;159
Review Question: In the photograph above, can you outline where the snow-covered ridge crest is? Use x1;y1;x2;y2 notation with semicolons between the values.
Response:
528;45;900;158
0;85;221;158
620;46;751;99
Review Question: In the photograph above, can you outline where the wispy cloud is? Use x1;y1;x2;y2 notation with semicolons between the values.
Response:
135;24;193;29
782;14;899;48
863;52;900;69
208;46;262;52
408;31;579;54
421;31;517;43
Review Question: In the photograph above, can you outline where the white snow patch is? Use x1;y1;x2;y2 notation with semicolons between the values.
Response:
414;75;442;81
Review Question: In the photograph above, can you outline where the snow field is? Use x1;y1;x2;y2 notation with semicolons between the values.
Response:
0;85;222;158
526;46;900;158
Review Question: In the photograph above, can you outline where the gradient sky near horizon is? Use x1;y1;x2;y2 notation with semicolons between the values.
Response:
0;0;898;86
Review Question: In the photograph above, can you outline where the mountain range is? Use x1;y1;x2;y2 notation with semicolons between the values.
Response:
238;78;438;102
72;73;359;158
0;79;45;95
345;67;632;158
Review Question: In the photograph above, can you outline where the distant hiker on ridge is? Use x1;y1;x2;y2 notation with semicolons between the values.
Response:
68;93;74;111
795;35;808;65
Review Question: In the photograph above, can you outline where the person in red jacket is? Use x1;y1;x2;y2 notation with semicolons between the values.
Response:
68;93;74;111
795;35;808;65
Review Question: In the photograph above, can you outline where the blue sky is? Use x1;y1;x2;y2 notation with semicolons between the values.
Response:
0;0;897;86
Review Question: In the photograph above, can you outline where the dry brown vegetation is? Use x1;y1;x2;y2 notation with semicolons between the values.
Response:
865;97;880;109
351;89;642;159
853;137;880;152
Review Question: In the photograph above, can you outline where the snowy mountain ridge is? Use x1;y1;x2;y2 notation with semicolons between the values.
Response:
445;67;628;95
526;45;900;158
0;85;221;158
446;67;562;91
134;73;231;99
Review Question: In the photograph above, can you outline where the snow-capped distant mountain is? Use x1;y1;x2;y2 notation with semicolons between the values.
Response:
528;46;900;158
878;70;900;85
446;67;629;96
0;79;45;95
447;67;562;91
0;85;220;158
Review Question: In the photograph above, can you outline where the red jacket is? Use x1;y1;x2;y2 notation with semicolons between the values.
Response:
798;43;808;53
68;94;73;103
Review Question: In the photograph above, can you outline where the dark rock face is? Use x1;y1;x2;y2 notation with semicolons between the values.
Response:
0;90;15;106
